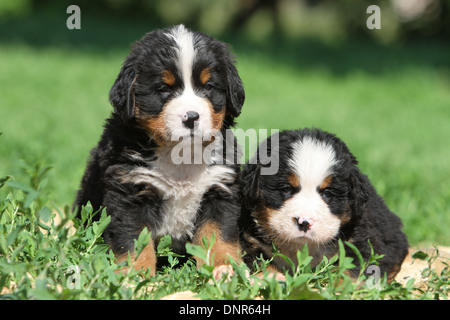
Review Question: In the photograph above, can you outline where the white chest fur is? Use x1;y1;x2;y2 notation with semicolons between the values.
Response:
126;157;235;240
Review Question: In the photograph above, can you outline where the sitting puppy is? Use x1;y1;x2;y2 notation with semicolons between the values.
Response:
74;25;245;274
239;128;408;281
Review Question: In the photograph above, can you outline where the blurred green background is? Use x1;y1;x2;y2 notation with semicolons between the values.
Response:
0;0;449;246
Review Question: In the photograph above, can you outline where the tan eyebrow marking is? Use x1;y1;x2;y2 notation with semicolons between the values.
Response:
162;69;176;86
320;175;333;189
199;67;211;85
287;172;300;188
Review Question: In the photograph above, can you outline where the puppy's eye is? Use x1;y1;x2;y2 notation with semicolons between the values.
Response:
280;185;294;200
321;188;336;202
203;83;213;92
157;84;172;95
321;190;330;201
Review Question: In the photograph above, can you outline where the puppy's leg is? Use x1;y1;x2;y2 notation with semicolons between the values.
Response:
115;239;157;276
192;221;241;280
193;220;242;266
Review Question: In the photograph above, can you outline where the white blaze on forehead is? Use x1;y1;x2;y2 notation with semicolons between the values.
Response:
289;136;337;189
165;25;196;89
264;135;341;253
163;25;215;141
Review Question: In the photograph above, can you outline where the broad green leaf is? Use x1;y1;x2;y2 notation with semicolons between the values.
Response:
287;283;324;300
157;234;172;252
412;250;429;261
185;242;207;263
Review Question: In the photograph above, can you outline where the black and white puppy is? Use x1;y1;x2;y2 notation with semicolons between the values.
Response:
239;128;408;281
75;25;245;274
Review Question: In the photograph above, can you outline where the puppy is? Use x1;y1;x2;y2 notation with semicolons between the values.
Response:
74;25;245;274
239;128;409;281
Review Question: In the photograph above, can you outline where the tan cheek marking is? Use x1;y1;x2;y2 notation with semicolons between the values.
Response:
134;104;140;117
192;221;241;267
210;107;225;131
199;67;211;85
339;208;352;225
162;69;176;86
136;110;166;146
253;207;276;236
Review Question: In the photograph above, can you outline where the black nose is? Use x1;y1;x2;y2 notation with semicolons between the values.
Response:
182;111;199;129
296;218;311;232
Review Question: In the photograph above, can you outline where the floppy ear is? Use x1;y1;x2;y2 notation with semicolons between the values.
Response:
224;51;245;117
109;55;138;121
240;162;261;211
349;167;370;216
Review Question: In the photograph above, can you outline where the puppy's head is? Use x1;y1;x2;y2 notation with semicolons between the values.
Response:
109;24;245;145
241;128;369;247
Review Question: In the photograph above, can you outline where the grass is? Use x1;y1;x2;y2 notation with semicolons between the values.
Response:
237;47;450;245
0;11;449;300
1;170;448;300
1;39;449;245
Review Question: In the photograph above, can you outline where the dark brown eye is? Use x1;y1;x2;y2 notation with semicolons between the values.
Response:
321;187;346;202
321;189;332;202
280;185;294;200
157;84;171;94
203;83;213;92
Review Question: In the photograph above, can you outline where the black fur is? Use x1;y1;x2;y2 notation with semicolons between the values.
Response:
74;25;245;269
239;128;409;280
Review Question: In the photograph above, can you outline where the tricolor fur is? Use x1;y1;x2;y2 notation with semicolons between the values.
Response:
239;128;409;280
75;25;245;273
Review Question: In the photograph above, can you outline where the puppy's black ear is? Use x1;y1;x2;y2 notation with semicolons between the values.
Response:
109;55;138;121
349;167;370;216
240;162;261;211
224;51;245;117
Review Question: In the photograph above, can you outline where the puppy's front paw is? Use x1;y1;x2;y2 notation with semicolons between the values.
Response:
212;265;235;281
